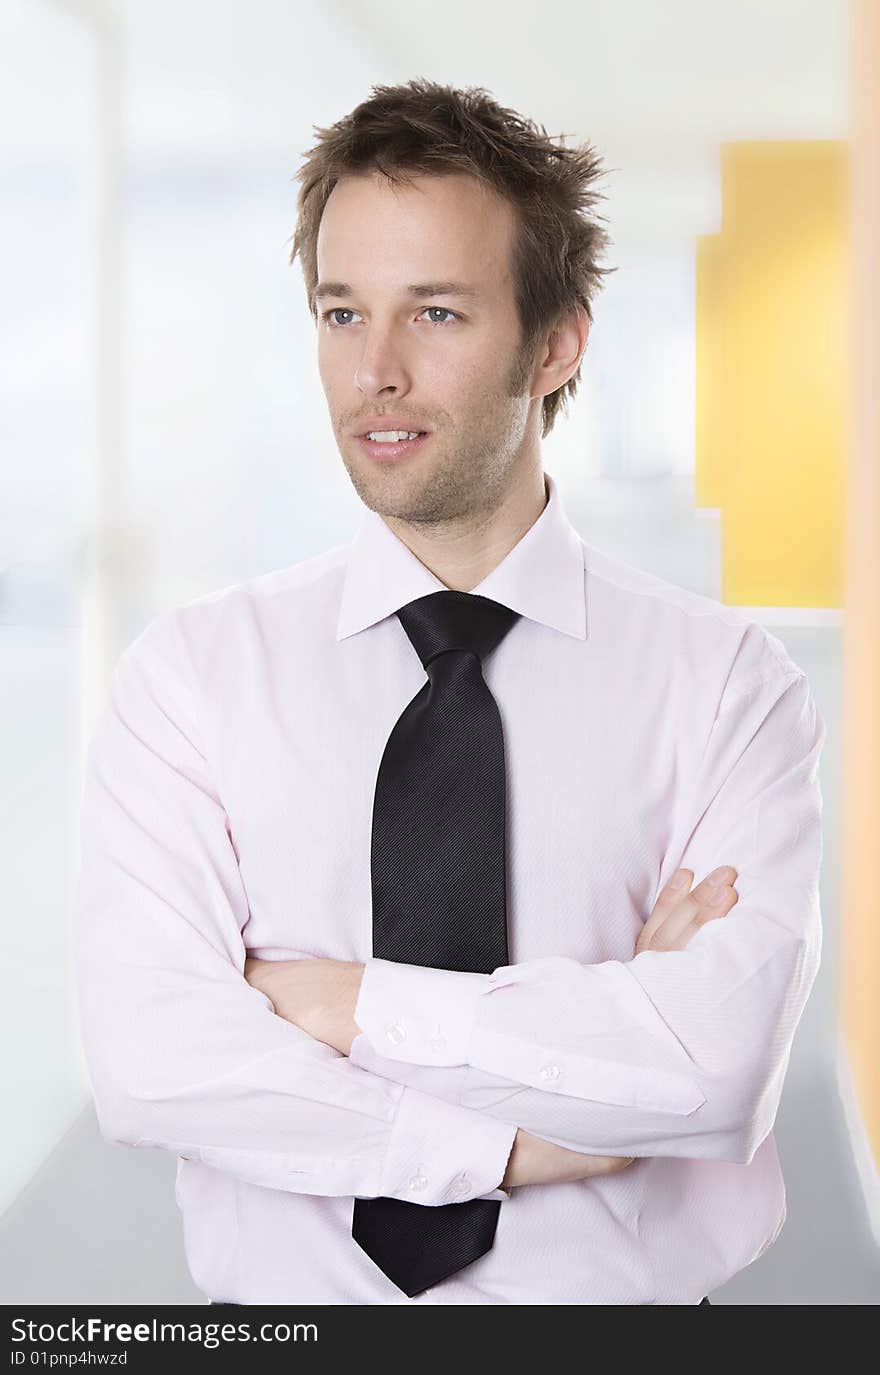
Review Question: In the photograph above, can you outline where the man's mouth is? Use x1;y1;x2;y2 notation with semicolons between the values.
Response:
356;431;431;462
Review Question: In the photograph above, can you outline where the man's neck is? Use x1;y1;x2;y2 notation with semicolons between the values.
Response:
383;468;548;593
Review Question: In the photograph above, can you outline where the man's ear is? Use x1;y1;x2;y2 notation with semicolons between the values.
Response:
530;305;591;400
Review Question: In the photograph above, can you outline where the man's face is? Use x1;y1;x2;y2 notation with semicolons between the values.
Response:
314;170;539;525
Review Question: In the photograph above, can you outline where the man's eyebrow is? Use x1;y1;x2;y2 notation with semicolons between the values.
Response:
314;280;482;302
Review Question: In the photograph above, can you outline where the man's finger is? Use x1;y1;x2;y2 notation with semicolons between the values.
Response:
658;867;738;947
638;869;693;945
688;866;738;905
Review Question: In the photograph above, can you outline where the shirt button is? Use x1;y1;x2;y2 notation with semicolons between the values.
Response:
408;1169;428;1192
429;1031;447;1052
539;1062;562;1082
449;1172;471;1197
384;1022;406;1045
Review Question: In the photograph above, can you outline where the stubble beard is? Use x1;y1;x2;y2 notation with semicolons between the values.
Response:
339;345;535;528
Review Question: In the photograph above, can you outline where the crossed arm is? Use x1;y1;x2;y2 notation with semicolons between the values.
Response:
73;610;825;1208
242;862;739;1188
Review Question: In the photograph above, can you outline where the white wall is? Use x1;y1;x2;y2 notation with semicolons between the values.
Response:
0;0;400;1220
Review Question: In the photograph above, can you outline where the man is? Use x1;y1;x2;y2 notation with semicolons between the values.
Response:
73;80;825;1306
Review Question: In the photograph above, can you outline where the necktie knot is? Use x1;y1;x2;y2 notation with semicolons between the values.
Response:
396;590;521;670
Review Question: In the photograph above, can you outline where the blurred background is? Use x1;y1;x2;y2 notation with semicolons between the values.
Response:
1;0;878;1303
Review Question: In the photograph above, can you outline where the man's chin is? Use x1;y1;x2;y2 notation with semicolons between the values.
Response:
342;453;429;511
340;443;483;524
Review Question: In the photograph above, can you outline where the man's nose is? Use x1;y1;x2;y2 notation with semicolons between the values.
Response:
355;327;412;397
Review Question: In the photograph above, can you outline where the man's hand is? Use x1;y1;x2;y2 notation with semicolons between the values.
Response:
635;865;738;956
501;1129;636;1188
505;864;740;1190
244;956;364;1056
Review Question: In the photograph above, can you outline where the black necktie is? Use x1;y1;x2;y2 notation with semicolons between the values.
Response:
351;589;521;1297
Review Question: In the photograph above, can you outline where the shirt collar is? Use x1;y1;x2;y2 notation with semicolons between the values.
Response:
335;469;587;642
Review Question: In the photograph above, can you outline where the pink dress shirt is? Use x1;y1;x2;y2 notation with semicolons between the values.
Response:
72;470;825;1305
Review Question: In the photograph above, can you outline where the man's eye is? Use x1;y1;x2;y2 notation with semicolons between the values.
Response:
323;308;358;327
420;307;459;324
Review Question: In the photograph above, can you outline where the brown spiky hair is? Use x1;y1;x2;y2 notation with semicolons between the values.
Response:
289;79;616;438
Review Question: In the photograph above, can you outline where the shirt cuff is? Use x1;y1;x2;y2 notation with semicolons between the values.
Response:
354;957;494;1067
372;1081;517;1207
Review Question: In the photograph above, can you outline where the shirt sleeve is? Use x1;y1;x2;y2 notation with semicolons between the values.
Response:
72;611;517;1209
351;666;826;1165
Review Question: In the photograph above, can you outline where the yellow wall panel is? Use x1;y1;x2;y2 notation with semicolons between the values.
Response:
695;142;845;607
